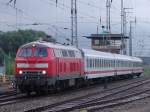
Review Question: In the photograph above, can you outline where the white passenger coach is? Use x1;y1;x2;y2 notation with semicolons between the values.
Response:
82;49;143;79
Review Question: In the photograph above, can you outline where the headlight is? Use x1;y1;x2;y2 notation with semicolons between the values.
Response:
42;70;46;75
19;70;23;74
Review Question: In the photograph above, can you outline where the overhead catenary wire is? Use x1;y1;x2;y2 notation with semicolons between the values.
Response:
0;1;43;25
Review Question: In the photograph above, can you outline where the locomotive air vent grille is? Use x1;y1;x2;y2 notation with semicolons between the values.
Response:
23;71;42;74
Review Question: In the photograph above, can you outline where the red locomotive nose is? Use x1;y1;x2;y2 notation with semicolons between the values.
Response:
15;45;52;76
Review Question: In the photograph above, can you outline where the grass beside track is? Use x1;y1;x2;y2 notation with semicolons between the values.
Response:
144;66;150;76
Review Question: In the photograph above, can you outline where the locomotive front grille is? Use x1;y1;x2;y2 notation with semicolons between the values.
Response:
22;70;42;75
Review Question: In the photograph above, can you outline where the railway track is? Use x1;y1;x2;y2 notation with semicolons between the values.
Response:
24;77;150;112
0;90;17;99
0;76;139;107
0;93;27;106
84;90;150;112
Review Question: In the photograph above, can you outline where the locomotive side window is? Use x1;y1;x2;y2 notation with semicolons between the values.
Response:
18;48;32;57
34;48;48;57
62;50;68;57
68;50;75;57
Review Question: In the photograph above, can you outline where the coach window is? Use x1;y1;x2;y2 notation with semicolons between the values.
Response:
89;59;91;68
95;59;97;68
96;59;98;68
98;59;100;68
124;61;125;67
106;60;108;68
86;58;89;68
101;59;102;68
102;59;104;68
86;58;88;68
88;58;90;68
104;60;106;68
90;59;92;68
105;60;107;68
103;60;105;68
97;59;99;68
94;59;96;68
120;61;122;67
93;59;95;68
103;59;105;68
92;59;94;68
110;60;112;67
91;59;93;68
107;60;109;68
95;59;96;68
99;59;101;68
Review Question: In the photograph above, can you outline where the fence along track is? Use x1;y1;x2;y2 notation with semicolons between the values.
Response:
24;77;150;112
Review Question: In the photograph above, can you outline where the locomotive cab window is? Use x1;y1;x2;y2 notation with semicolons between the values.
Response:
18;48;32;57
34;48;48;57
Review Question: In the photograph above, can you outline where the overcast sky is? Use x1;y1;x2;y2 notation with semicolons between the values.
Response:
0;0;150;56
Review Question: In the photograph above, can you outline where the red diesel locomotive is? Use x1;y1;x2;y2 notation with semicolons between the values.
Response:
15;41;84;93
15;41;143;94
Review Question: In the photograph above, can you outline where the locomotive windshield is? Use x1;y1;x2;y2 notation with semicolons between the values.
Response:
18;47;48;57
34;48;48;57
18;48;32;57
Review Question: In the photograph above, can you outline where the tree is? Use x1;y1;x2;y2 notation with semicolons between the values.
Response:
0;29;55;75
0;29;55;58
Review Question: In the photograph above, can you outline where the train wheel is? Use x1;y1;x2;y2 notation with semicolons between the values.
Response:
55;81;61;92
75;79;82;88
137;74;141;78
27;90;31;96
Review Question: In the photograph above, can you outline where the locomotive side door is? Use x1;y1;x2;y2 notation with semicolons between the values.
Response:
56;57;59;77
53;49;60;78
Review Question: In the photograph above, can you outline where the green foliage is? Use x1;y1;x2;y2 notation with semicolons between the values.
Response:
0;48;5;65
0;29;55;57
4;55;14;75
0;29;55;75
144;66;150;76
